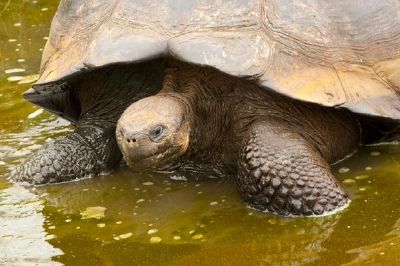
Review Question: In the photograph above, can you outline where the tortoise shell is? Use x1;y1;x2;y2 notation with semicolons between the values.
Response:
29;0;400;120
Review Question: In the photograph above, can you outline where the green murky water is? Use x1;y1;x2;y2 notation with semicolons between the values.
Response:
1;1;400;265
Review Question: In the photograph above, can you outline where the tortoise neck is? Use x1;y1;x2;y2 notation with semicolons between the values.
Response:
159;62;234;165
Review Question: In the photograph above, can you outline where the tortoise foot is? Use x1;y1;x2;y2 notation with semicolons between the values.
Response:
238;120;349;216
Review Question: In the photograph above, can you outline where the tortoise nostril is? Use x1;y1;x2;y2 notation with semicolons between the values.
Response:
126;138;136;143
132;138;136;143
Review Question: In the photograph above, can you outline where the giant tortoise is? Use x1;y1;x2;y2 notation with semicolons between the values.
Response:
12;0;400;216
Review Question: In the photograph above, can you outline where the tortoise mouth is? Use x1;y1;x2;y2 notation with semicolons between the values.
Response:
116;123;190;173
122;150;171;171
118;139;172;172
116;127;165;170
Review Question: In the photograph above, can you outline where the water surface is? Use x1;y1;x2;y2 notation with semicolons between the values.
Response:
1;1;400;265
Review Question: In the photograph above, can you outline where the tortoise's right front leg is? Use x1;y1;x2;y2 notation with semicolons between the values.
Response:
10;123;121;185
238;120;349;216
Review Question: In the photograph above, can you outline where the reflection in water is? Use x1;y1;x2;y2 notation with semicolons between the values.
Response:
34;171;344;265
345;213;400;265
0;184;62;265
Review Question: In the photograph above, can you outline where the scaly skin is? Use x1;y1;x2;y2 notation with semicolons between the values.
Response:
11;126;105;184
11;60;165;184
118;60;362;216
238;119;349;216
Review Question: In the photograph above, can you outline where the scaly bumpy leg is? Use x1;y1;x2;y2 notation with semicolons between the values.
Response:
10;60;166;185
10;122;120;185
238;120;348;216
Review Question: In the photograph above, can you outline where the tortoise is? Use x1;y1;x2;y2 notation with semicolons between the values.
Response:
11;0;400;216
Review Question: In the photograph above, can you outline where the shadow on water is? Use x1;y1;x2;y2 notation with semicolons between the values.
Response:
1;1;400;265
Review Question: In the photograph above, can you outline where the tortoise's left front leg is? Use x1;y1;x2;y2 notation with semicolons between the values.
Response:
238;119;349;216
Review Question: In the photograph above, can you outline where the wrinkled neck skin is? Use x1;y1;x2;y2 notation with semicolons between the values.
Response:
153;61;361;176
156;63;276;174
155;65;238;175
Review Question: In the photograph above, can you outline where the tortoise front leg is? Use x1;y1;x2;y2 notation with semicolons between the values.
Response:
238;119;349;216
10;121;121;185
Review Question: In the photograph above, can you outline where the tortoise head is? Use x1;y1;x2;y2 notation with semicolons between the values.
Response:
116;95;190;171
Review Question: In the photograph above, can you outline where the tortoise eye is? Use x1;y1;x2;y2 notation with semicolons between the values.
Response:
150;125;165;141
